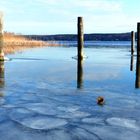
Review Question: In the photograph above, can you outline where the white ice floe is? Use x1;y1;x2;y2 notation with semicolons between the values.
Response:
0;98;5;105
57;105;90;119
106;117;139;130
18;116;67;130
57;106;79;112
82;117;104;124
2;104;16;108
58;110;90;119
9;108;36;121
13;108;33;114
36;82;49;89
25;103;57;115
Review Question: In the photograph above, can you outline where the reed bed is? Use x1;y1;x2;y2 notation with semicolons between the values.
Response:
3;33;59;54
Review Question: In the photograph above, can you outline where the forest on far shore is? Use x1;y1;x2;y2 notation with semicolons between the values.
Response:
25;32;136;41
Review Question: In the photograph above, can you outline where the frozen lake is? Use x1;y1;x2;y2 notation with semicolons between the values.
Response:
0;41;140;140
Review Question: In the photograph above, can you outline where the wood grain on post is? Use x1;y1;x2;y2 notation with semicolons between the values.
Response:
77;17;84;60
131;31;135;54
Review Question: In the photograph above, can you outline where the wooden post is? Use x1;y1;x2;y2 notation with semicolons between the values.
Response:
131;31;135;54
77;17;84;60
0;12;4;61
77;59;83;89
136;23;140;88
137;23;140;57
135;56;140;88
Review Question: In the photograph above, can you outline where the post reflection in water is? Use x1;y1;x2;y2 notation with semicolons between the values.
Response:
135;56;140;88
130;55;134;71
0;61;4;88
77;58;83;89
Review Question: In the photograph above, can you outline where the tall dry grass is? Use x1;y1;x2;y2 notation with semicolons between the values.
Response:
3;32;58;54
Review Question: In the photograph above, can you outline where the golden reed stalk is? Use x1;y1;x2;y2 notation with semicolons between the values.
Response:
3;33;59;54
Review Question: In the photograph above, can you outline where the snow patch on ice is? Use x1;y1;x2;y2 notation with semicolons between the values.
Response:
9;108;36;121
82;117;104;124
25;103;57;115
0;98;5;105
58;111;90;119
57;106;79;112
2;104;16;108
18;116;67;130
106;117;139;130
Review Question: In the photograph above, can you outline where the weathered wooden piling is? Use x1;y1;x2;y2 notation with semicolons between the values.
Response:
77;17;84;60
0;12;4;61
77;59;83;89
131;31;135;54
137;23;140;57
135;23;140;88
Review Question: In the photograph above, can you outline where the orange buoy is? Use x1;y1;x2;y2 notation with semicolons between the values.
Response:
97;96;104;105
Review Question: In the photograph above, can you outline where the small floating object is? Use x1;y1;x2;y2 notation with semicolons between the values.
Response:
72;55;88;60
97;96;105;105
4;57;10;61
0;57;11;61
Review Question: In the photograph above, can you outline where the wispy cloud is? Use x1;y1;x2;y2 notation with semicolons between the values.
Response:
35;0;122;20
74;0;122;12
36;0;122;12
5;21;76;34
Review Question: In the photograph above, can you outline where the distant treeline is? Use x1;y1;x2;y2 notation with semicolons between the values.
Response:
25;32;137;41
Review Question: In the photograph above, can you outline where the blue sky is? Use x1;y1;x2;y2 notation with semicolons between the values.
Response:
0;0;140;35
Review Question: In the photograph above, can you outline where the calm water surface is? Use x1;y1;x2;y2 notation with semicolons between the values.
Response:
0;41;140;140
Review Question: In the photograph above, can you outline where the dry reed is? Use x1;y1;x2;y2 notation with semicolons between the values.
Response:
3;33;59;54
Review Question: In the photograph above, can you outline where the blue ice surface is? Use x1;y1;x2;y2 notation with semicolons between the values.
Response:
0;41;140;140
